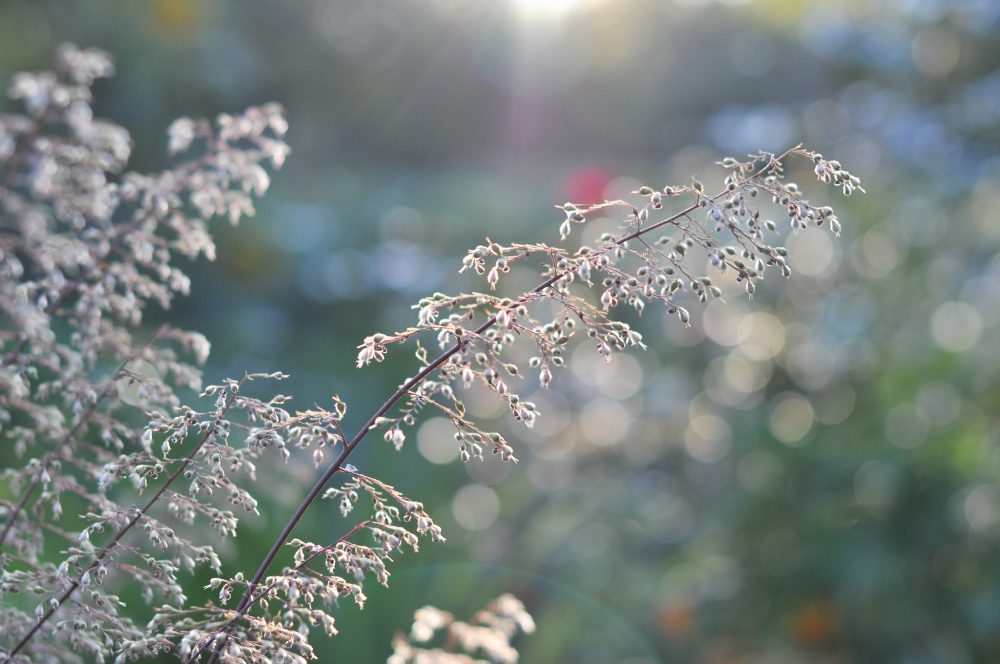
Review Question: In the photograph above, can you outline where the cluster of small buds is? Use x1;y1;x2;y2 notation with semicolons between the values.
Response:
389;594;535;664
349;146;861;471
356;332;391;367
811;152;864;196
385;424;407;451
451;429;518;463
559;202;589;240
460;238;508;276
140;471;448;664
322;471;444;543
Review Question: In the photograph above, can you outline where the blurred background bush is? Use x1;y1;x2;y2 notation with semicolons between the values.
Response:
2;0;998;661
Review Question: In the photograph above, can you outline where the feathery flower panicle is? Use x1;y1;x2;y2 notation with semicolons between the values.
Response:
199;142;856;662
389;595;535;664
0;45;290;663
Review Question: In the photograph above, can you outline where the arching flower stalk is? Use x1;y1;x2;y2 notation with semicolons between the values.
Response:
197;146;860;662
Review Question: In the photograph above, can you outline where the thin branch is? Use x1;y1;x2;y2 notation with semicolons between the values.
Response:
186;520;370;663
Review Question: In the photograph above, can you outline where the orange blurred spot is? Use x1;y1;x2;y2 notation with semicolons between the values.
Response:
789;600;836;645
657;600;696;637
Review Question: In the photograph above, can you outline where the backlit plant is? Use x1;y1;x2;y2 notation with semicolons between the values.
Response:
0;46;859;663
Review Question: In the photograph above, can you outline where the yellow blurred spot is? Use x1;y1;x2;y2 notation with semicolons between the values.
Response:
154;0;200;30
730;0;816;28
738;311;785;361
703;300;751;347
931;301;982;353
787;226;837;277
769;392;814;446
685;413;732;463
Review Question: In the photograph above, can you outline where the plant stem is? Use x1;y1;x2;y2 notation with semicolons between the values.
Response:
185;521;369;663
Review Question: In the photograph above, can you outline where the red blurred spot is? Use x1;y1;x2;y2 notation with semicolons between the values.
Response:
564;165;611;206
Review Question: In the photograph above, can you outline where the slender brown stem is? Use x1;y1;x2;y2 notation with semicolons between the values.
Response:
7;377;242;659
185;520;370;663
205;343;486;662
242;520;370;614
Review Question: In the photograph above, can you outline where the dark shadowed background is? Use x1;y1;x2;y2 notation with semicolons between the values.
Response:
2;0;999;661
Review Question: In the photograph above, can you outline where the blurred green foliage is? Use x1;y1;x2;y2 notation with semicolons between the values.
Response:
2;0;999;661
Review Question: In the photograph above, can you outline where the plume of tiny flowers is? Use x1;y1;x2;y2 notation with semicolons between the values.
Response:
354;145;860;469
206;144;858;662
0;45;289;663
388;594;535;664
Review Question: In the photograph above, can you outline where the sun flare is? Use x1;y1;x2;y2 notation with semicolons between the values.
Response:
511;0;604;20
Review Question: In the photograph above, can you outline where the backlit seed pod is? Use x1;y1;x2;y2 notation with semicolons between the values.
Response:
539;366;552;388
